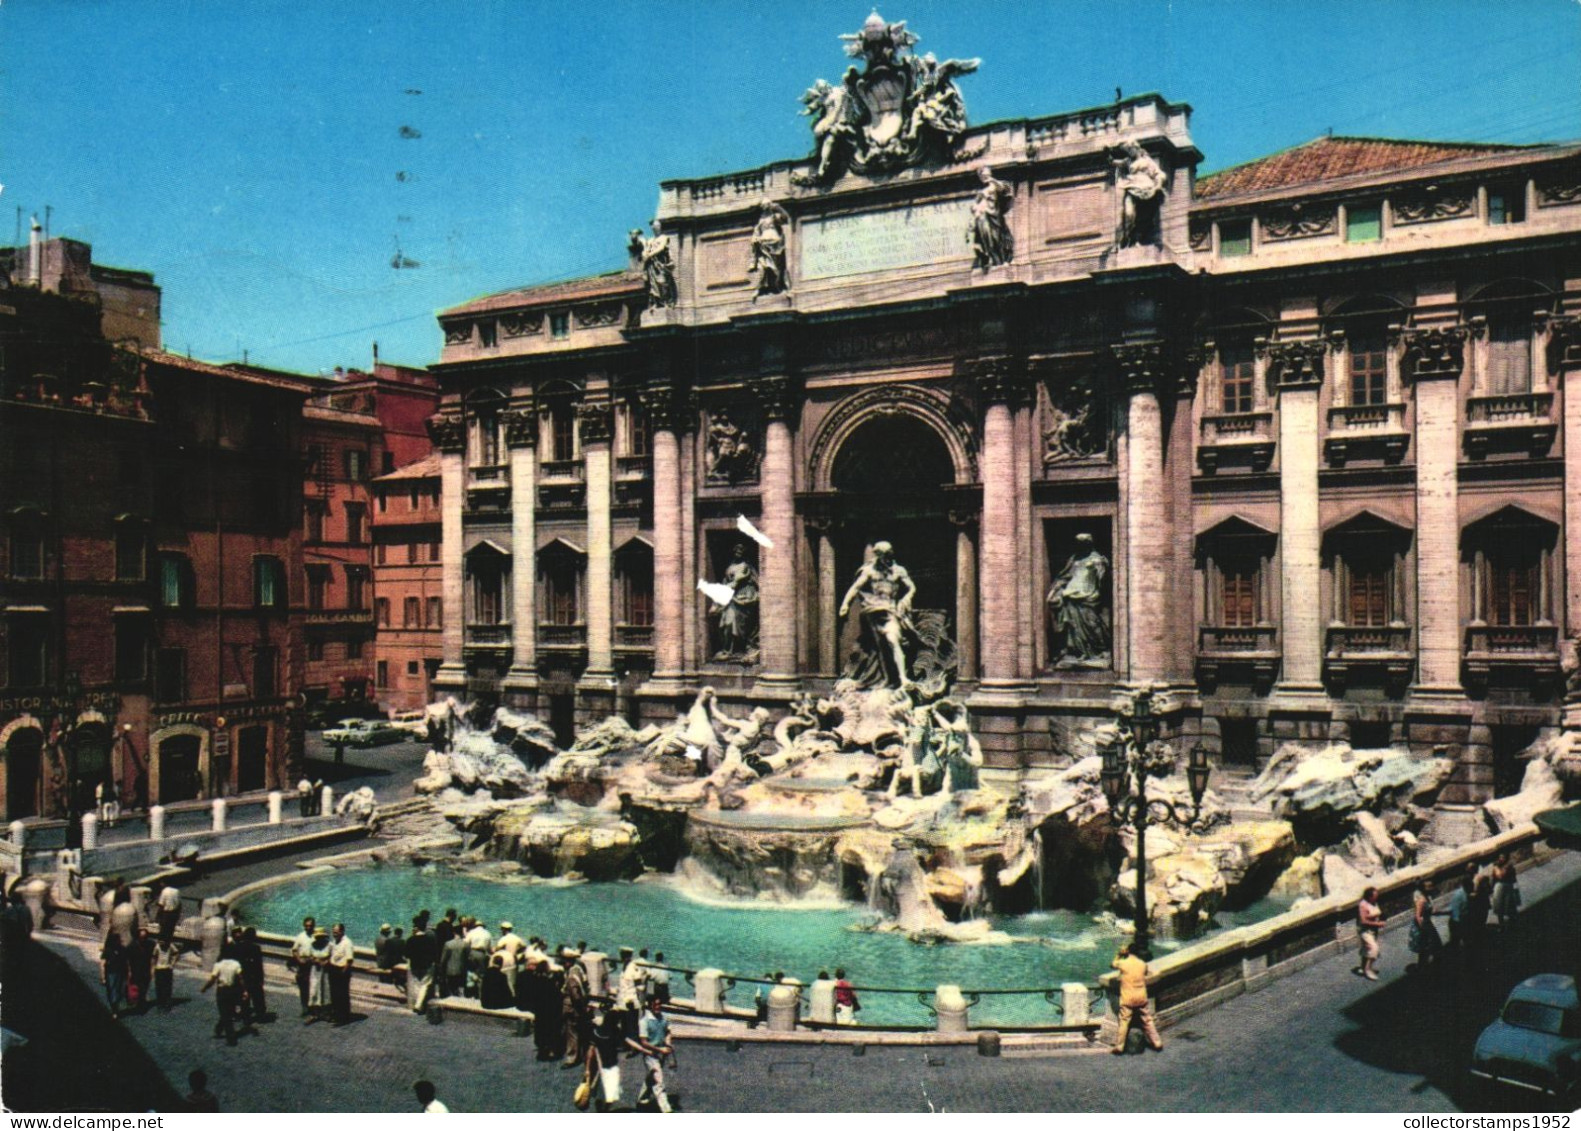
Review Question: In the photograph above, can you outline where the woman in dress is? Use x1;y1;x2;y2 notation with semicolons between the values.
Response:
306;928;333;1022
1409;879;1443;970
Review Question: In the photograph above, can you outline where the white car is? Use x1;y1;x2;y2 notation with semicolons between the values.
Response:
389;710;429;738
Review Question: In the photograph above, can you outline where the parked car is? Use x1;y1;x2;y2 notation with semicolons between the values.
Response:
322;718;406;748
389;710;429;738
1471;974;1581;1101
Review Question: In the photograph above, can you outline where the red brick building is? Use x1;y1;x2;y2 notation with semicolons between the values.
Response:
1;234;313;820
289;361;438;713
372;454;443;712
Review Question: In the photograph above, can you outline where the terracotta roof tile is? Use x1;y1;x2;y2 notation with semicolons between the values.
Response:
440;270;643;318
375;452;440;481
1196;136;1546;202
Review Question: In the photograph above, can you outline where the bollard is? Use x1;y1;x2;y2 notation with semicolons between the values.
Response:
80;812;98;850
201;913;227;972
320;785;335;816
935;984;969;1033
8;820;25;849
1061;983;1090;1026
148;805;166;841
19;876;49;932
267;791;283;825
582;951;608;998
809;977;836;1025
767;984;800;1032
693;968;726;1014
211;798;227;833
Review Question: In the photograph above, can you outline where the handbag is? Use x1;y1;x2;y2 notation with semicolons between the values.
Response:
573;1079;592;1111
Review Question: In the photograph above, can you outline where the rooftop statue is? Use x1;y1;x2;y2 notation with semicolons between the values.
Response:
628;220;677;308
968;166;1013;269
1109;139;1168;248
794;13;981;186
749;200;791;296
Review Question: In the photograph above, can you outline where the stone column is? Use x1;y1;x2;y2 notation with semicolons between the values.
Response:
1115;344;1169;684
951;514;978;681
1407;328;1470;694
503;406;538;689
975;360;1024;688
427;414;468;689
580;401;615;682
1553;319;1581;651
1268;341;1327;694
812;518;839;676
647;387;685;680
754;375;799;686
1013;399;1035;680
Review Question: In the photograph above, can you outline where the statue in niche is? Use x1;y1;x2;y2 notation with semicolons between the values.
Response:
968;166;1014;269
628;220;677;308
1109;139;1167;248
840;541;916;690
710;543;760;662
1047;533;1112;667
705;408;758;483
749;200;791;297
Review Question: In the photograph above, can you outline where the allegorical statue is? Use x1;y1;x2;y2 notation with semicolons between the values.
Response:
1047;533;1112;666
968;166;1014;269
705;408;757;484
794;15;982;186
839;541;917;689
1109;139;1167;248
628;220;677;308
712;543;760;661
749;200;791;297
903;52;979;146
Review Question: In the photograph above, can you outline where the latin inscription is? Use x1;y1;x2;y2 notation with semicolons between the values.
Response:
800;198;974;281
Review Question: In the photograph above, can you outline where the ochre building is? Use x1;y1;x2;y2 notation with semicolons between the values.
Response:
427;27;1581;800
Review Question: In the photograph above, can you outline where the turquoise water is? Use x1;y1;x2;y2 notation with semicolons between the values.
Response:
234;863;1294;1028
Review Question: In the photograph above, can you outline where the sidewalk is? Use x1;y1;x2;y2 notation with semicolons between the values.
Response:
8;846;1581;1112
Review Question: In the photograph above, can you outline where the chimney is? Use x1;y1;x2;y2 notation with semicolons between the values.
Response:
372;340;380;367
26;214;42;287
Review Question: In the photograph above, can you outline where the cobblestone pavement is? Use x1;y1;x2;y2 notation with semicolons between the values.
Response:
8;849;1581;1113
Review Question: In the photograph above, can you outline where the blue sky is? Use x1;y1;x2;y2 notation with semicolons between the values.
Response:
3;0;1578;373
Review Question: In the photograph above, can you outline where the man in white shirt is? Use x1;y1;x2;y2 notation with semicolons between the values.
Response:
201;943;253;1046
289;916;317;1016
154;883;182;939
463;917;492;997
413;1080;448;1113
493;922;526;994
328;922;356;1025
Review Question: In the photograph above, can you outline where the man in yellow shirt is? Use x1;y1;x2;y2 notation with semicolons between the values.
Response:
1111;943;1164;1054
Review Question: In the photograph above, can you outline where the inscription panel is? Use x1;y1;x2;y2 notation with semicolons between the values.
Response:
800;198;973;281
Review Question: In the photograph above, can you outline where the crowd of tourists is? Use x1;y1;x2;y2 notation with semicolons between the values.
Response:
1355;852;1522;981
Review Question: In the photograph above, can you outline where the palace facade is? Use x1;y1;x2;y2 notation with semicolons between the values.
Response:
426;25;1581;803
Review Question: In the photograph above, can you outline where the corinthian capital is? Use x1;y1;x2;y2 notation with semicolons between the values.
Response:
1265;339;1326;389
425;413;464;453
1402;326;1468;381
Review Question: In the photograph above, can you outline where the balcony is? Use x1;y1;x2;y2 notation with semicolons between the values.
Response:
539;459;585;483
1464;623;1560;695
615;624;655;651
616;455;652;480
1325;625;1413;695
464;623;512;646
468;463;507;484
537;482;587;513
465;478;511;520
1196;624;1279;693
1197;412;1274;475
1464;392;1556;459
1325;403;1409;466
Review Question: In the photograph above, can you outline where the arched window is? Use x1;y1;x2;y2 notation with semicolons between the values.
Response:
537;540;586;627
464;542;512;627
465;388;506;471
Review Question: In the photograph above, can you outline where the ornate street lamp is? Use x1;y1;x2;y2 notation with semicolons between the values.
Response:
1103;687;1211;959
